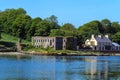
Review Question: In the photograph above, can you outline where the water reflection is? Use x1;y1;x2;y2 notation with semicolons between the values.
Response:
84;56;109;80
0;55;120;80
55;56;120;80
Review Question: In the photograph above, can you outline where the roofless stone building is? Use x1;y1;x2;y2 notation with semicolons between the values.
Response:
32;36;77;50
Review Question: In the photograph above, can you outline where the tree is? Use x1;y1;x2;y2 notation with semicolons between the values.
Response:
34;20;51;36
0;8;26;34
50;29;65;36
12;14;31;39
78;20;100;37
111;22;120;34
101;19;111;33
28;17;42;37
45;15;60;29
60;23;78;36
77;20;101;47
61;23;75;30
111;32;120;44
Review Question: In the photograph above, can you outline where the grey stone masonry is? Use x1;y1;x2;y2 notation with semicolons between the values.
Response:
32;36;77;50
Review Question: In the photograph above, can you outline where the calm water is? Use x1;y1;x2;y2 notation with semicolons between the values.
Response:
0;55;120;80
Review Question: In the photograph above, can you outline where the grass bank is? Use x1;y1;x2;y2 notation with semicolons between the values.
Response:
0;33;30;44
0;33;30;51
24;47;105;56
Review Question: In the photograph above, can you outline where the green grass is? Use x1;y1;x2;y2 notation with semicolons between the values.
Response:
0;33;31;45
25;46;80;54
0;33;31;50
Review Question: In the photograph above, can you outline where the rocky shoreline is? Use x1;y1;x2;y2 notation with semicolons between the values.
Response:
24;51;120;56
0;52;26;56
0;51;120;56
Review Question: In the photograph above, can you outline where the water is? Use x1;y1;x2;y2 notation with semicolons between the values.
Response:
0;55;120;80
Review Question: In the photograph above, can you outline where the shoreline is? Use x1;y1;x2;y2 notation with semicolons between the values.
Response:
24;51;120;56
0;51;120;56
0;52;26;56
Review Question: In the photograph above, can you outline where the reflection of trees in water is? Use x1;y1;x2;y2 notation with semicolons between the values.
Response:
55;56;85;62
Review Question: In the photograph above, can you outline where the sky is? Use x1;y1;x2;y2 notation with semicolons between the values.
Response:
1;0;120;28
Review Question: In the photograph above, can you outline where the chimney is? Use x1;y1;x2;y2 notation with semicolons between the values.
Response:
105;35;109;38
98;35;101;38
91;34;94;38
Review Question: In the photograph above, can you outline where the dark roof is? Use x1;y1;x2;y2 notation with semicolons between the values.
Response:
95;36;112;43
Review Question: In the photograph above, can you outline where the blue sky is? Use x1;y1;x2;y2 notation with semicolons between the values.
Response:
1;0;120;28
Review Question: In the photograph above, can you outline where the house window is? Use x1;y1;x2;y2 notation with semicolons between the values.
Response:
94;47;96;50
99;47;101;51
102;47;104;50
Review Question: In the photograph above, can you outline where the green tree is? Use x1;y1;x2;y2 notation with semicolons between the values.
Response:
12;14;31;39
78;20;101;47
34;20;51;36
78;20;100;37
50;29;65;36
101;19;111;33
60;23;78;36
0;8;26;34
111;22;120;34
28;17;42;37
61;23;75;30
45;15;60;29
111;32;120;44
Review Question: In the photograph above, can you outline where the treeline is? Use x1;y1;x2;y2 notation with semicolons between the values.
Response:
0;8;120;47
0;8;60;40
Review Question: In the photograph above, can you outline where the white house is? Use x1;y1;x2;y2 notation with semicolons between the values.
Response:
85;34;113;51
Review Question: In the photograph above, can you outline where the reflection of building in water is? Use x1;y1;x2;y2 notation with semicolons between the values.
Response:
85;56;109;80
85;57;97;79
